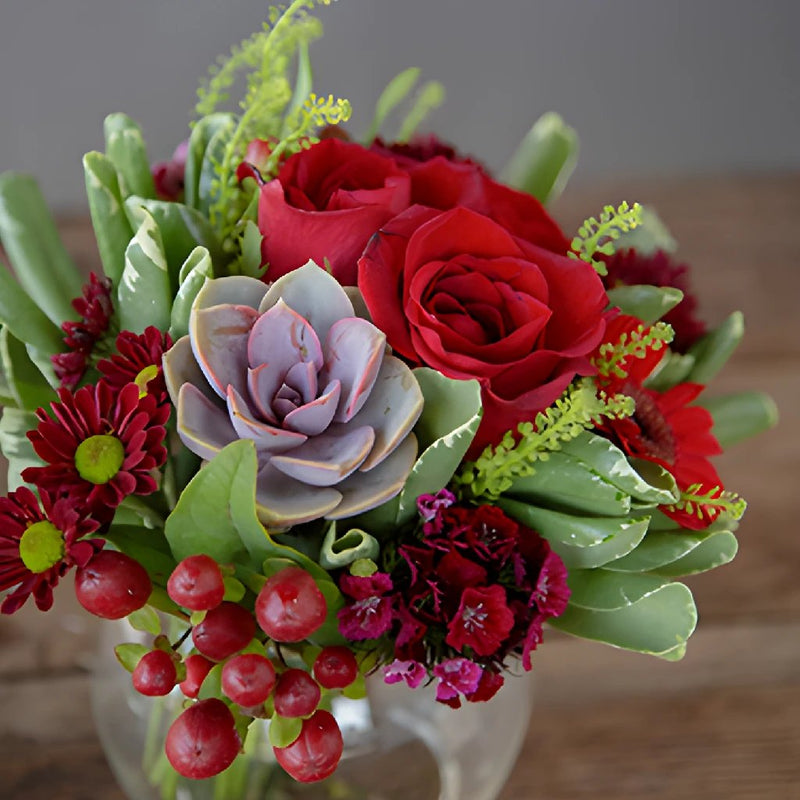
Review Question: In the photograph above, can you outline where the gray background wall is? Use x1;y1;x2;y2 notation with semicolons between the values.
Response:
1;0;798;212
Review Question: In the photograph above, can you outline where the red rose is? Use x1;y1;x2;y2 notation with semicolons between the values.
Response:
358;206;608;455
370;135;485;170
403;156;570;254
258;139;411;285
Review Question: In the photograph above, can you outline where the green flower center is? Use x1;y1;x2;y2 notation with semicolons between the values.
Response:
74;434;125;484
19;521;65;574
134;365;159;398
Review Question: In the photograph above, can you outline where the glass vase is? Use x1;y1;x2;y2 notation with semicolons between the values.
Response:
91;620;532;800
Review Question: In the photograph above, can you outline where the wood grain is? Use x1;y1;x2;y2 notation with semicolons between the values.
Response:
0;174;797;799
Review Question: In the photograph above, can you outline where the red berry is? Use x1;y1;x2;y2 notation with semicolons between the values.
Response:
180;654;215;699
132;649;177;696
273;709;343;783
313;646;358;689
222;653;277;707
167;555;225;611
192;602;255;662
74;550;151;619
255;566;327;642
273;668;321;718
165;698;241;779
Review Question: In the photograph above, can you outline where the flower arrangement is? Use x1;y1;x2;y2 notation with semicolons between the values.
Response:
0;0;777;790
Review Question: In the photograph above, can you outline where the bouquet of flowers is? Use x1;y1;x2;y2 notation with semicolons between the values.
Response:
0;0;776;790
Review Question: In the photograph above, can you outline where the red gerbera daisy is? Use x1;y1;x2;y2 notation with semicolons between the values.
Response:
97;326;173;404
0;486;102;614
22;382;169;519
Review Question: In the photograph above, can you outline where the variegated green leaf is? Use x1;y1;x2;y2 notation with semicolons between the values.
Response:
184;113;235;212
565;569;673;611
604;529;712;573
701;391;779;448
685;311;744;385
0;406;42;491
650;530;738;577
0;327;56;410
169;247;213;340
605;284;684;324
104;113;156;200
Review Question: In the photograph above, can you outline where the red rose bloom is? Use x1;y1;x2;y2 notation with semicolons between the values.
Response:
359;206;608;454
258;139;411;285
370;135;485;171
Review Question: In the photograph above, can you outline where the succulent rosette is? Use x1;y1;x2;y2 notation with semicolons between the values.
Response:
163;262;423;527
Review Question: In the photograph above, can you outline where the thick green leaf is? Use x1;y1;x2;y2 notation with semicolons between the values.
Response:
611;206;677;255
184;113;235;211
0;407;42;491
605;285;684;324
103;113;156;199
0;326;57;410
364;67;421;142
498;499;649;569
645;350;696;392
0;264;65;354
197;122;236;219
685;311;744;385
0;173;84;325
268;714;302;748
83;151;135;284
117;210;172;333
566;569;672;611
506;451;631;517
651;530;738;577
396;369;481;525
560;434;679;506
551;582;697;657
237;220;265;279
103;525;177;586
319;521;380;570
169;247;213;340
397;81;445;143
604;529;711;573
701;391;779;448
124;197;222;284
499;112;578;204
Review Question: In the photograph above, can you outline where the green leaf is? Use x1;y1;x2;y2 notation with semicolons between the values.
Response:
83;151;135;285
566;569;673;611
311;578;347;647
117;210;172;333
237;220;265;279
506;451;631;517
396;370;482;525
342;672;367;700
0;173;84;325
169;247;213;340
560;434;679;506
103;525;177;586
319;521;380;570
611;206;677;255
198;663;223;700
103;113;156;199
644;349;696;392
701;391;778;448
604;529;714;573
124;197;222;285
184;113;236;212
365;67;421;142
685;311;744;385
268;714;302;749
283;38;314;135
397;80;445;143
127;605;162;636
0;327;57;410
0;407;42;491
498;499;649;569
114;643;149;673
551;581;697;657
0;264;65;355
650;530;738;577
605;285;684;324
197;121;236;220
499;112;579;204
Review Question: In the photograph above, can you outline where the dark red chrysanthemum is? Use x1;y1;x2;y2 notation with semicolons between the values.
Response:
0;486;102;614
603;248;707;353
370;134;486;171
52;272;114;389
22;382;169;520
97;326;172;404
152;140;188;202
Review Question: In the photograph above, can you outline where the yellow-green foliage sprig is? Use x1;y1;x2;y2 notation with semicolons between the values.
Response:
570;201;644;276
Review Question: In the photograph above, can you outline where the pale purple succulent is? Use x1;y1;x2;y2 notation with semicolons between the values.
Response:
163;262;423;527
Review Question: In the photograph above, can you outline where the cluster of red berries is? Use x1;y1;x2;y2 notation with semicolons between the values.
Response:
76;550;358;783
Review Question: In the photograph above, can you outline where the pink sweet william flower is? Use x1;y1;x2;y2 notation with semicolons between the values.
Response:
383;659;426;689
337;572;394;640
532;549;571;618
433;657;483;708
416;488;456;522
445;584;515;657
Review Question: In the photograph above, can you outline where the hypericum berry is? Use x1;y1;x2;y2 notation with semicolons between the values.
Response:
192;602;255;662
167;555;225;611
313;646;358;689
74;550;151;619
180;654;215;699
273;668;321;718
255;566;326;642
165;698;241;779
222;653;277;707
132;649;177;696
273;709;344;783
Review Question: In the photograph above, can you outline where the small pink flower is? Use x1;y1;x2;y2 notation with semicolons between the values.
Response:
416;488;456;521
532;549;570;617
445;584;515;657
337;572;394;640
433;657;483;707
383;659;426;689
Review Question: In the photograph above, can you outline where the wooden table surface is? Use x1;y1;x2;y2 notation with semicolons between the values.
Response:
0;174;797;799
